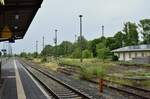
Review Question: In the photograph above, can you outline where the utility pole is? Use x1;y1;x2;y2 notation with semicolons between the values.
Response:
8;43;11;56
36;40;38;56
54;29;58;59
102;25;104;37
75;34;77;42
23;49;25;52
10;44;13;56
42;36;45;50
79;15;83;62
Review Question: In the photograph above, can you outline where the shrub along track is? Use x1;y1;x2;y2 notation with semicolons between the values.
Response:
19;59;92;99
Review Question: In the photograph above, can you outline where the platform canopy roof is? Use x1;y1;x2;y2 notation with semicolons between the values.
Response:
0;0;43;42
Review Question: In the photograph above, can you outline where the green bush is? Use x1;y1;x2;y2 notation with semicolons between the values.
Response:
31;52;38;58
71;48;81;58
26;56;33;60
20;52;27;57
112;54;118;61
82;50;92;58
80;64;106;80
97;48;110;61
80;66;93;80
41;57;48;63
95;66;106;78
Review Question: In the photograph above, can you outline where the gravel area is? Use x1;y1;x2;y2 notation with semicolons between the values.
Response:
43;68;143;99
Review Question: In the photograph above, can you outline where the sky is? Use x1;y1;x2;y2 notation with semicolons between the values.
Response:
4;0;150;54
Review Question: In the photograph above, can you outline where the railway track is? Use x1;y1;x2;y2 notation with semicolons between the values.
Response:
104;82;150;99
58;66;150;99
20;60;92;99
19;59;150;99
105;80;150;99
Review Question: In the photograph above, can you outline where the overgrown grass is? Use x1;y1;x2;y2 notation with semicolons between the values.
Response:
117;61;150;67
80;65;107;80
105;75;150;88
25;57;150;88
124;72;150;78
58;58;112;80
41;57;48;63
59;58;113;67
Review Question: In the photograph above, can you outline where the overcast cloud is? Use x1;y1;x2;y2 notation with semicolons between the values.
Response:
7;0;150;53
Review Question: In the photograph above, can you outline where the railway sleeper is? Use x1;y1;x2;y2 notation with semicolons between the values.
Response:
55;91;75;94
57;93;79;96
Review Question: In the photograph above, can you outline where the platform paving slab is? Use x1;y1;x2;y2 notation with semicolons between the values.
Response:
0;59;50;99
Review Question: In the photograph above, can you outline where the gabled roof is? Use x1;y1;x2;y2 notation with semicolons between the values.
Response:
0;0;43;42
112;44;150;52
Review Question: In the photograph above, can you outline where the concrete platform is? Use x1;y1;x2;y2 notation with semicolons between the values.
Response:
0;58;50;99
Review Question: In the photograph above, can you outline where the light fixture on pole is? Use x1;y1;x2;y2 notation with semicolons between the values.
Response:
54;29;58;59
79;15;83;62
36;40;38;57
102;25;104;37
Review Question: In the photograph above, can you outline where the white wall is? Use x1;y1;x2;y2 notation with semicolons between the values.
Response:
125;52;130;61
116;51;150;61
118;53;123;61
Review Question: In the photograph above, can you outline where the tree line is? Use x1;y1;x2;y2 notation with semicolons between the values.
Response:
21;19;150;60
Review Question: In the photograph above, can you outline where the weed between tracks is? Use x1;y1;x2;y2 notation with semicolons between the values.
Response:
28;57;150;89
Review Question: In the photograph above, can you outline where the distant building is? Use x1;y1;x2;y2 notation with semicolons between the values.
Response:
112;44;150;61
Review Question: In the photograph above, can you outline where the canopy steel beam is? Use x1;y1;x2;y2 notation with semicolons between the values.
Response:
0;0;43;42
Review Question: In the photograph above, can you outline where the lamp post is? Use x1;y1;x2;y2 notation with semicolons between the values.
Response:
79;15;83;62
75;34;77;42
36;40;38;57
43;36;45;50
54;29;58;59
102;25;104;37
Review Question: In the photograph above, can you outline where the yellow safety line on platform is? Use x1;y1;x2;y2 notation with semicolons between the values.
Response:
14;59;26;99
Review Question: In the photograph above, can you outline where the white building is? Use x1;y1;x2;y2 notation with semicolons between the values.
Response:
112;44;150;61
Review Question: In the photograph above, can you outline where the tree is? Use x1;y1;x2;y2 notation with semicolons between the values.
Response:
89;37;106;57
41;45;53;56
58;41;73;56
20;52;27;57
114;31;125;48
89;41;97;57
32;52;38;58
139;19;150;44
123;22;139;46
77;36;88;50
71;48;81;58
97;48;110;61
96;43;106;50
105;37;116;50
82;50;92;58
112;54;119;61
